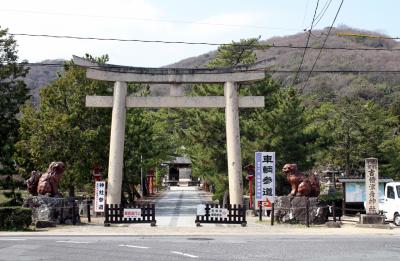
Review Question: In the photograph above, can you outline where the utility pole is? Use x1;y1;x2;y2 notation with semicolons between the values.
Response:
140;155;143;196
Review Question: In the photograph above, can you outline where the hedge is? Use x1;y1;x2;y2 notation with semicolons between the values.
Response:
0;207;32;230
0;198;23;207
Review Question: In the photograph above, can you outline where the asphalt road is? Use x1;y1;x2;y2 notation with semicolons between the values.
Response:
155;187;204;227
0;235;399;260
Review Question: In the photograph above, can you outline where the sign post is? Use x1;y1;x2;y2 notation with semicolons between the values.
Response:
255;152;275;219
365;158;379;214
94;181;106;212
360;158;385;225
245;164;255;209
248;174;254;209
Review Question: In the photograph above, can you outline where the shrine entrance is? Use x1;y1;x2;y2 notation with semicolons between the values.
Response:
75;56;265;226
169;167;179;185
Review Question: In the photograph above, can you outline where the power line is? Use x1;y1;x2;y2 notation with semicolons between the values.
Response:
9;32;400;51
10;33;223;46
337;33;400;40
293;0;320;85
16;62;400;75
0;9;300;31
314;0;331;21
313;0;333;27
301;0;344;91
262;44;400;51
266;70;400;74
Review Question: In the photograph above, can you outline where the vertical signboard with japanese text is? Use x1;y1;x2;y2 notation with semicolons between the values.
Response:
255;152;275;203
365;158;379;214
95;181;106;212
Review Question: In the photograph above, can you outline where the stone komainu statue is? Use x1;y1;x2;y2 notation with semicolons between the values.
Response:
26;162;66;197
282;163;320;197
26;171;41;196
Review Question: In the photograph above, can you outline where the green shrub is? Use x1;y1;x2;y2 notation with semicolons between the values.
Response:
0;193;23;207
0;199;18;207
0;207;32;231
319;192;343;202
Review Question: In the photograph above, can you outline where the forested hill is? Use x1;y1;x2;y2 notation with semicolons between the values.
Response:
25;26;400;107
167;26;400;106
24;59;64;106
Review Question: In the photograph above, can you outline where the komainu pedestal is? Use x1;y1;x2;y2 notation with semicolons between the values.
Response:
274;196;328;225
23;196;80;228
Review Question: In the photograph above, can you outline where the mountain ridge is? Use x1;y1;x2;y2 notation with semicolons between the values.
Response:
24;26;400;105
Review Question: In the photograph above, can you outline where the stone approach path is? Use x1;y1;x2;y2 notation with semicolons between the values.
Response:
155;186;212;227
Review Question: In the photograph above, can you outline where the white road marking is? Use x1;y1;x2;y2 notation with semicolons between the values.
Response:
171;251;198;258
56;241;90;244
0;238;27;241
119;244;150;249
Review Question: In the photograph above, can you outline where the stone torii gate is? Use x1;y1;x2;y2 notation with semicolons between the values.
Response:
73;56;265;206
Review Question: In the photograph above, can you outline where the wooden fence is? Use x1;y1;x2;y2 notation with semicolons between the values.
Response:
104;203;156;227
195;203;247;226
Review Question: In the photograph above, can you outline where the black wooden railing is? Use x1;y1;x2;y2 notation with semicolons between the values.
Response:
104;203;156;227
195;203;247;226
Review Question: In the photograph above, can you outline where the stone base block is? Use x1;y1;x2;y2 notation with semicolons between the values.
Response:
274;196;328;225
246;210;257;217
326;221;341;228
23;196;80;228
35;221;56;228
359;214;385;225
356;224;393;229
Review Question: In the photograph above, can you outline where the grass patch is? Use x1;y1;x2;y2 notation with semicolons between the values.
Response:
0;189;29;204
0;192;7;204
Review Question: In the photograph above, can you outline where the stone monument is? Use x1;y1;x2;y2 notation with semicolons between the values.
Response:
359;158;385;225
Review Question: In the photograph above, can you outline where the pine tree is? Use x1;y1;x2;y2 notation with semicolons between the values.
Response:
15;55;113;196
16;57;175;198
122;85;175;203
309;98;397;177
267;87;316;169
0;27;30;205
0;27;29;175
173;38;285;201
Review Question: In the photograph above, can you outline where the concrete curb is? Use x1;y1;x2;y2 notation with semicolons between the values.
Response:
355;224;394;229
2;189;398;237
1;221;399;237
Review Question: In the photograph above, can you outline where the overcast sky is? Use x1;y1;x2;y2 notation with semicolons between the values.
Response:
1;0;399;67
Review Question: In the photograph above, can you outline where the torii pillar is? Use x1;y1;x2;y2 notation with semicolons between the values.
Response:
107;81;127;204
225;81;243;205
73;56;265;205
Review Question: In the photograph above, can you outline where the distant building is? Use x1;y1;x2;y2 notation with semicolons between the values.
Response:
164;156;198;186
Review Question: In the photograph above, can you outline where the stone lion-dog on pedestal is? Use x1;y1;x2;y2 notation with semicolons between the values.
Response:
26;162;66;197
282;163;320;197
